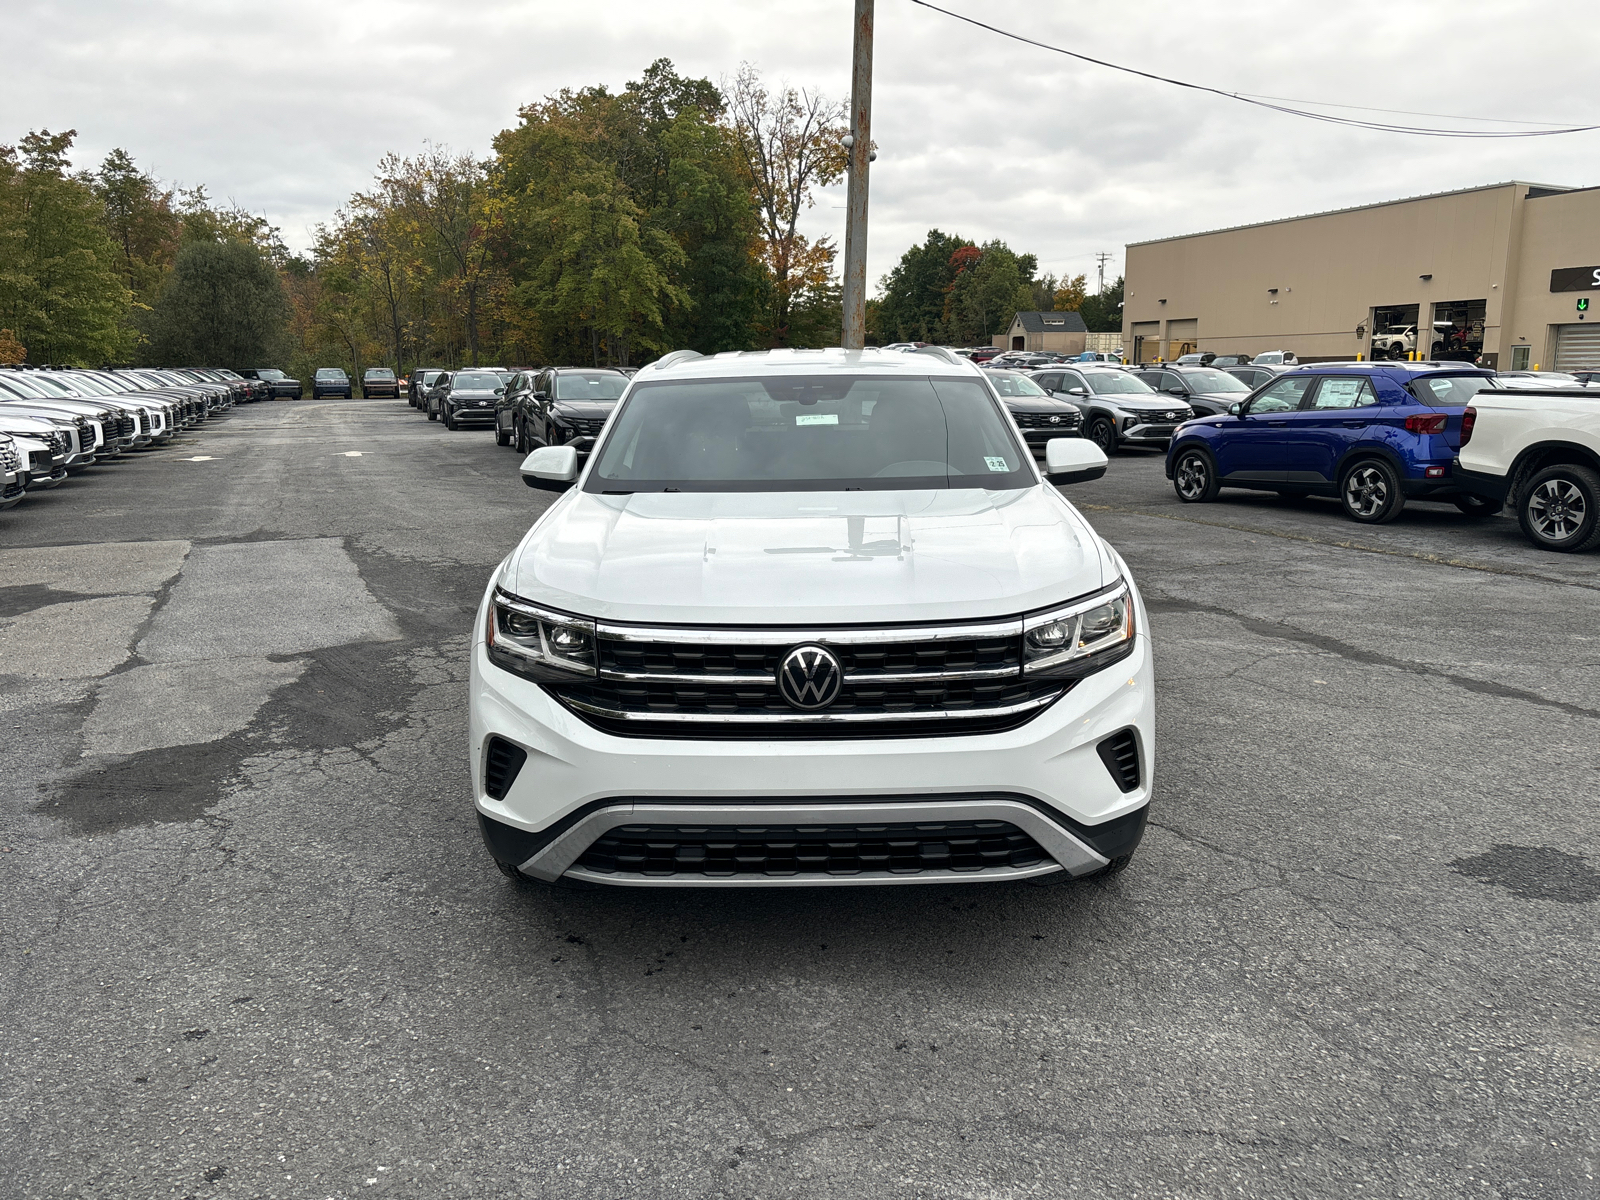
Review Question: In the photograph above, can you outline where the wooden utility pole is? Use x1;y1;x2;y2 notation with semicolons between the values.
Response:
840;0;874;350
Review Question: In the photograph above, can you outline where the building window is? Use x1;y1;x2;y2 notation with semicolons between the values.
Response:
1511;345;1531;371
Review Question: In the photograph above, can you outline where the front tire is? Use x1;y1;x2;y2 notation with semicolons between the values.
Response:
1517;463;1600;552
1341;459;1405;524
1172;446;1220;503
443;406;457;431
496;420;512;447
1087;417;1118;455
427;405;438;422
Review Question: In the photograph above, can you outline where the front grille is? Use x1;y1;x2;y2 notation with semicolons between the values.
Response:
576;819;1050;878
560;416;608;438
483;736;527;801
1013;412;1081;430
544;620;1066;739
1097;729;1140;793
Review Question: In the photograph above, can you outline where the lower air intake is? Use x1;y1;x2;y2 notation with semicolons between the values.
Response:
576;820;1049;878
483;737;528;801
1097;729;1141;793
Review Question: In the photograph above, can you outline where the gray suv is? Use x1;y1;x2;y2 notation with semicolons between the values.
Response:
1032;366;1195;453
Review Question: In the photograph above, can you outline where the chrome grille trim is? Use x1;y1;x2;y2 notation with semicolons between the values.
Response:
561;692;1061;726
595;617;1023;646
596;663;1022;686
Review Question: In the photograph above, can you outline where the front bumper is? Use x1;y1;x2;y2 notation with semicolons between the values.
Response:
468;588;1156;888
1120;421;1181;444
449;404;499;421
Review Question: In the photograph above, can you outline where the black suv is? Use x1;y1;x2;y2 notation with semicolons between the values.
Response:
362;367;399;399
984;369;1082;450
428;369;507;429
1131;365;1255;418
312;368;351;399
498;367;629;454
240;368;302;400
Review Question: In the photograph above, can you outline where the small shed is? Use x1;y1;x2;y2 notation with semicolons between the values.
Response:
994;311;1089;354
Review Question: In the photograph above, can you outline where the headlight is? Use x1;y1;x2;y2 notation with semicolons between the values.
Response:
1022;581;1136;678
485;588;596;681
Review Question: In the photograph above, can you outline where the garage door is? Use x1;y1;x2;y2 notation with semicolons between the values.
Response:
1554;324;1600;371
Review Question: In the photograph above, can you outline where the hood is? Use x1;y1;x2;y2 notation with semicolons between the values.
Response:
451;387;500;398
1002;397;1080;414
552;401;618;418
506;486;1111;625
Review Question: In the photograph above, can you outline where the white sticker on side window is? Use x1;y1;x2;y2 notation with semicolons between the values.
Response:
985;456;1010;472
796;413;838;426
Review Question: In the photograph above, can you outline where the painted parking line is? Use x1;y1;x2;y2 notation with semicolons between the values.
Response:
342;451;363;457
183;456;215;462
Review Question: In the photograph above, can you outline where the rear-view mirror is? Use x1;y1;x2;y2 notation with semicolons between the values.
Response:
1068;386;1089;396
1044;438;1108;486
521;445;579;491
1228;402;1244;416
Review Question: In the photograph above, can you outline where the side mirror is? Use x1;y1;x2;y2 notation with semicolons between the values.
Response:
520;445;579;491
534;390;550;401
1044;438;1108;486
1228;403;1244;417
494;387;506;395
1068;386;1089;396
1166;386;1187;396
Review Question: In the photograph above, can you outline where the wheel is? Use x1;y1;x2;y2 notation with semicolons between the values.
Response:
495;418;512;447
1340;459;1405;524
1517;463;1600;552
1087;417;1118;455
515;419;528;454
427;405;438;422
1452;493;1503;518
1171;446;1220;503
1387;344;1406;361
443;407;457;430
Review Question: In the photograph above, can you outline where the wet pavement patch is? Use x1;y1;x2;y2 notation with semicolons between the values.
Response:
39;637;420;835
1450;844;1600;904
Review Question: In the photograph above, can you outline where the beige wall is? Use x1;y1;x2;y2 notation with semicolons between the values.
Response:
1501;187;1600;367
1123;183;1544;361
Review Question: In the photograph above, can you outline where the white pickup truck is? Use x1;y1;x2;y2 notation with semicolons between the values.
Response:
1455;387;1600;552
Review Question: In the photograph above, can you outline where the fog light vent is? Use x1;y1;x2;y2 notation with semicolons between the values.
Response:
484;737;528;801
1096;729;1141;793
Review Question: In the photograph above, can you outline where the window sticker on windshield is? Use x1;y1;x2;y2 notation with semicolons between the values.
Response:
985;456;1009;472
796;413;838;426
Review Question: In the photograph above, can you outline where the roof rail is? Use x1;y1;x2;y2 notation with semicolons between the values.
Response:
652;349;705;371
912;345;964;365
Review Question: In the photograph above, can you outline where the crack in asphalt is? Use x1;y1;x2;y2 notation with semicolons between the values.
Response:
1145;593;1600;722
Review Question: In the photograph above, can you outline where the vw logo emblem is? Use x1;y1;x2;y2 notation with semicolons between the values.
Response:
777;644;843;710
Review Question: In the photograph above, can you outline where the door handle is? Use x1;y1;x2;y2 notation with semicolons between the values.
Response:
1341;421;1366;428
1267;421;1288;427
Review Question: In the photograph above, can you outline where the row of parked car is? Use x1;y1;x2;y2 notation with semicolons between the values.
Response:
0;365;252;509
401;365;635;456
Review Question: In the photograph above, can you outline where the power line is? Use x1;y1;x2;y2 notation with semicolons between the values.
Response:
906;0;1600;138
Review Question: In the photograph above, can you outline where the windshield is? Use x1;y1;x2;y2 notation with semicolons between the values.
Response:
985;371;1049;398
60;375;114;395
316;369;346;380
257;369;286;381
1181;369;1251;393
587;374;1033;494
0;376;49;398
1085;372;1155;395
1415;375;1498;406
555;372;629;402
451;372;503;391
365;368;395;380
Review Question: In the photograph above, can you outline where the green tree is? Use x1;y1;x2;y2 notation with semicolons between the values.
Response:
94;148;179;305
1077;275;1124;333
0;129;131;363
144;238;290;367
876;229;974;343
945;240;1033;346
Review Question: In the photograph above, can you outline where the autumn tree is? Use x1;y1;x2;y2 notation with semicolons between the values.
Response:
722;64;846;346
875;229;974;343
1052;273;1088;313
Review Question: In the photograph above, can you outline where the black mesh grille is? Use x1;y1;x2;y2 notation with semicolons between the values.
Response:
1097;729;1140;793
563;416;608;437
483;737;528;801
576;820;1050;878
27;450;51;474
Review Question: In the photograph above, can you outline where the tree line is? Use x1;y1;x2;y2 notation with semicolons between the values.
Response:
1;58;1121;375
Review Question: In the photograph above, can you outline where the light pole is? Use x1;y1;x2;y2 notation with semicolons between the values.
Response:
840;0;874;350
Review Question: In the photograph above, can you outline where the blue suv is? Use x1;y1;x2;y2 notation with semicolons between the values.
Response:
1164;363;1501;523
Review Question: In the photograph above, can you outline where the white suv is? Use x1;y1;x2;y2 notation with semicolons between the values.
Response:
469;348;1155;888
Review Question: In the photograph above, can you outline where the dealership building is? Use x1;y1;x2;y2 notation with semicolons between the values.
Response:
1122;181;1600;371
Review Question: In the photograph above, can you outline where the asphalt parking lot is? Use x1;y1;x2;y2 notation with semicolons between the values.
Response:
2;398;1596;1200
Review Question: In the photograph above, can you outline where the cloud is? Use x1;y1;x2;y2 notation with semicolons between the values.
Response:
5;0;1596;294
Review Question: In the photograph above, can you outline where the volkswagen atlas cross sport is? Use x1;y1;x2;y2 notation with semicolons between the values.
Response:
470;347;1154;889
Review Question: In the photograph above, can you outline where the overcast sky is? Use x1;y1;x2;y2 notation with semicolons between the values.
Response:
6;0;1598;295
